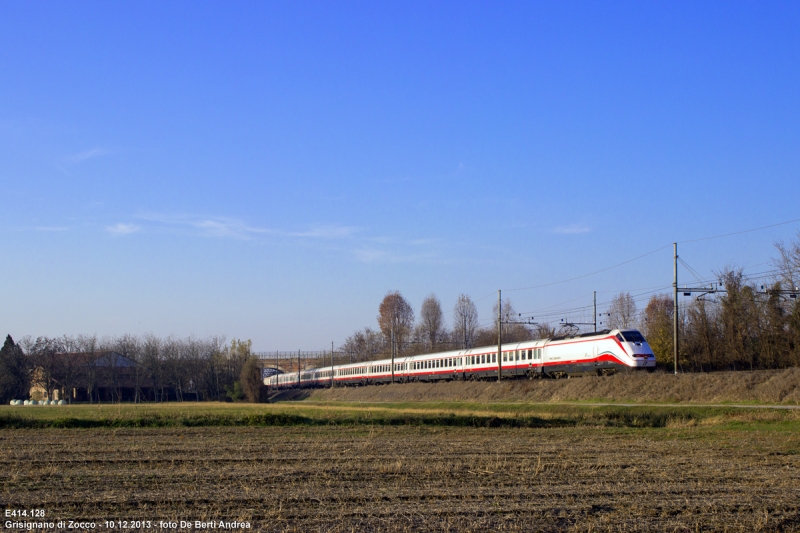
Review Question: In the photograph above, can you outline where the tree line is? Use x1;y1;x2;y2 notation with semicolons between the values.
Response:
0;334;264;404
341;234;800;373
339;291;552;363
594;235;800;371
4;234;799;404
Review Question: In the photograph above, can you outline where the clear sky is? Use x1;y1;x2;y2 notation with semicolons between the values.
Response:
2;1;799;351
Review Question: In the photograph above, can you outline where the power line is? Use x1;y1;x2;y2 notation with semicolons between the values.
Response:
503;217;799;295
680;217;800;244
505;244;672;292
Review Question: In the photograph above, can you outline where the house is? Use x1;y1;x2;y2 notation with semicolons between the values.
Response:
30;351;158;403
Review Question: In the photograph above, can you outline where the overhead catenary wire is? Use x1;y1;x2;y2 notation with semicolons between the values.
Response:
679;217;800;244
503;216;800;295
365;217;800;347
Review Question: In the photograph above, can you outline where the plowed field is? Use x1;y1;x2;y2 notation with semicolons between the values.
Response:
2;422;799;532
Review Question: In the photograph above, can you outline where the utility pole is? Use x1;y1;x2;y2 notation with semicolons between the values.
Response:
330;341;334;388
298;349;301;386
497;290;502;382
593;291;597;332
391;325;395;384
673;242;679;375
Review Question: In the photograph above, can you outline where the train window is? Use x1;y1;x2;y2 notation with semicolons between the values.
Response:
622;331;646;343
492;354;496;363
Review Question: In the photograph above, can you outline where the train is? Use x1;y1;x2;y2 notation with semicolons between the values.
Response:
265;328;656;388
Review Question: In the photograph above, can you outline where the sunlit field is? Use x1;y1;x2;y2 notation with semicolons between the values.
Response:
2;398;800;531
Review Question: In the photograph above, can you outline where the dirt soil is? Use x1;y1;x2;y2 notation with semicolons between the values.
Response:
2;425;799;532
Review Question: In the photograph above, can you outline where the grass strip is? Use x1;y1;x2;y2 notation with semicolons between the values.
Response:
0;407;712;429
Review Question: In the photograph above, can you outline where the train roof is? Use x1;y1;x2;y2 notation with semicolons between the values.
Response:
548;329;612;341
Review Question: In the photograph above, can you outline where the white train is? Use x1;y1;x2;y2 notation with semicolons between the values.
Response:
265;329;656;388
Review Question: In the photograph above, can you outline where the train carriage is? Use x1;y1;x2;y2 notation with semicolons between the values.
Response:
264;329;656;389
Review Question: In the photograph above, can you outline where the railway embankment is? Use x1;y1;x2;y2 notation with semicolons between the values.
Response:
304;367;800;405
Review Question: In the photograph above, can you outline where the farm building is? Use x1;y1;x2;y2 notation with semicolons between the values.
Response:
29;351;196;403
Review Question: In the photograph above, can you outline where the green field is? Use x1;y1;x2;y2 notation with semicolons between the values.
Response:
3;399;800;430
2;401;799;531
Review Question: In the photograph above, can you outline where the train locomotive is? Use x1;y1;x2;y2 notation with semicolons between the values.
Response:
265;329;655;388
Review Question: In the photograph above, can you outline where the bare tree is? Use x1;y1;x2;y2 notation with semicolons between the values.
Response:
491;296;531;342
418;294;446;352
773;232;800;292
534;323;556;339
683;297;718;372
341;327;385;362
377;291;415;354
717;268;758;370
112;334;141;402
453;294;478;349
607;292;638;330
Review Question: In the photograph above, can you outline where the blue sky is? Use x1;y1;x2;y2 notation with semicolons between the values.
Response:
2;1;799;350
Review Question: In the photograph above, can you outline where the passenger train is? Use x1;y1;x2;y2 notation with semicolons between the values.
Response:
265;329;655;388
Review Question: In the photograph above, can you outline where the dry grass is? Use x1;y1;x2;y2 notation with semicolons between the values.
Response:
1;424;799;532
5;400;800;432
307;367;800;405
